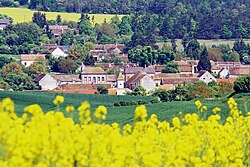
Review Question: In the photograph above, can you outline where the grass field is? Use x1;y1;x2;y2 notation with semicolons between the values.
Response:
0;54;20;61
158;39;250;51
0;91;249;125
0;7;124;24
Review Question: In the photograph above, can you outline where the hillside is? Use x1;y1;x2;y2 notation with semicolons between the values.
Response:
0;7;124;24
0;91;249;125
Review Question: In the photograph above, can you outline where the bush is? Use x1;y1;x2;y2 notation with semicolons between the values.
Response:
234;75;250;93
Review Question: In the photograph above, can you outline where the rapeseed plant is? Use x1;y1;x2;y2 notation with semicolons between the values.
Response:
0;96;249;166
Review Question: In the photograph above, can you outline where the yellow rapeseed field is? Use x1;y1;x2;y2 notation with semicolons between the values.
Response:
0;96;249;166
0;7;124;24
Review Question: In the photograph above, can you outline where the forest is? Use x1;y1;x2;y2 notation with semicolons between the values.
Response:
0;0;250;40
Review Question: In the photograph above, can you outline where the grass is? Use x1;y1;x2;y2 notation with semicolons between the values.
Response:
158;39;250;51
0;54;20;61
0;91;249;125
0;7;124;24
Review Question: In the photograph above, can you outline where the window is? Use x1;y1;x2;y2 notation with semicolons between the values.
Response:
84;77;87;81
88;77;91;81
93;77;96;83
98;77;100;81
102;77;104;81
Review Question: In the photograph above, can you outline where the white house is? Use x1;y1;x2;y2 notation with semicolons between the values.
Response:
197;70;216;84
34;74;58;90
218;68;230;78
80;66;107;84
20;54;46;67
125;71;155;92
52;47;67;58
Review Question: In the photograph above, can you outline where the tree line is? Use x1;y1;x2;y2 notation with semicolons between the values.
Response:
0;0;249;40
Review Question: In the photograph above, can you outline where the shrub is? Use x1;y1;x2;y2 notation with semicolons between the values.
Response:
234;75;250;93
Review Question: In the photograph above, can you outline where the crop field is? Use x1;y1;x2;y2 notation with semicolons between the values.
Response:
0;91;249;125
0;7;124;24
0;92;249;166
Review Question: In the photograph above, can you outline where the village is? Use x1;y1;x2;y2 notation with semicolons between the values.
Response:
0;17;250;95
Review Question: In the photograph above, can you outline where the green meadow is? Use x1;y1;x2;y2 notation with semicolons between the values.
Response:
0;91;249;125
0;7;124;24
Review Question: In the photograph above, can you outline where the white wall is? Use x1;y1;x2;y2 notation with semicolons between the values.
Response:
140;75;155;92
39;74;58;90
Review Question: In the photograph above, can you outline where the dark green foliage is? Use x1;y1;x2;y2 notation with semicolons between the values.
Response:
84;55;95;66
185;39;200;60
234;75;250;93
197;46;211;72
128;85;147;96
0;80;10;90
32;12;47;28
58;58;78;74
3;73;37;91
0;57;14;68
128;46;175;67
162;61;180;73
97;86;109;94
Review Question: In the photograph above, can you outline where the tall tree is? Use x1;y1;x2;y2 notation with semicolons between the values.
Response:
197;46;211;72
32;12;47;28
185;39;200;60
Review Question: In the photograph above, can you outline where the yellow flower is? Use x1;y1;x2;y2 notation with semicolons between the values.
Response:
212;107;221;114
66;106;75;113
195;100;202;109
200;105;207;112
94;105;107;120
172;117;181;128
53;95;64;105
134;105;147;121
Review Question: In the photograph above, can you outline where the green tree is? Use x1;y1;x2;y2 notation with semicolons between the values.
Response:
208;48;223;62
234;75;250;93
188;81;213;99
97;85;108;94
28;63;47;79
56;15;62;25
79;18;94;36
118;16;132;36
185;39;200;60
1;62;23;77
228;52;240;62
130;85;147;96
0;80;11;90
0;57;14;68
197;46;211;72
84;55;95;66
58;58;78;73
3;73;37;91
32;12;47;28
162;61;179;73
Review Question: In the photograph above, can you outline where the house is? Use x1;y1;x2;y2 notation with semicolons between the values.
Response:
20;54;46;67
51;47;67;58
176;60;199;74
0;19;10;30
80;66;107;84
229;65;250;77
125;71;155;92
47;25;68;38
197;70;216;84
124;67;155;81
218;68;230;78
34;74;58;90
52;74;82;86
